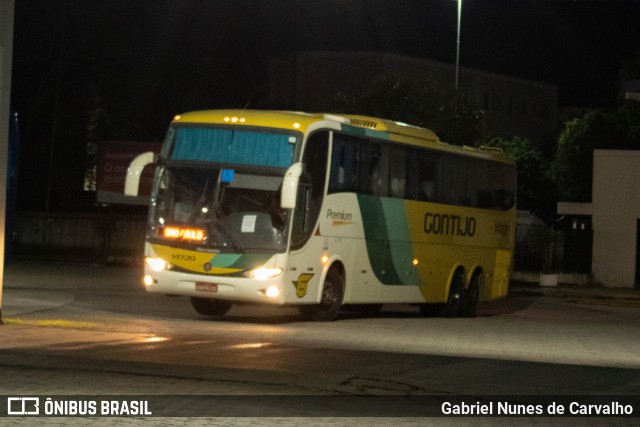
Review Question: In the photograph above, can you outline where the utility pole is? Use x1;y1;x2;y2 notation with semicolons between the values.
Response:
0;0;16;324
455;0;462;90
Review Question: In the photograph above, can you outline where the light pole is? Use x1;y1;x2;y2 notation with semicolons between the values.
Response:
0;0;15;325
455;0;462;90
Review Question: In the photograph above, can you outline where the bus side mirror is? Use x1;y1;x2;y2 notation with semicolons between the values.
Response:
124;152;157;196
281;162;303;209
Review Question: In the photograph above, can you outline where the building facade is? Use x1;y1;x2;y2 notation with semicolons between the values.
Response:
269;51;558;145
592;149;640;288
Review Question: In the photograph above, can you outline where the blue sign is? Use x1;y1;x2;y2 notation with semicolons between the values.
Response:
221;169;235;183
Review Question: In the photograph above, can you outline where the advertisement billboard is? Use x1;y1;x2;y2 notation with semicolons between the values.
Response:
97;141;161;205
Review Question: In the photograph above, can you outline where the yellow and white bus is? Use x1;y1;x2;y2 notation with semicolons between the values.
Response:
125;110;516;321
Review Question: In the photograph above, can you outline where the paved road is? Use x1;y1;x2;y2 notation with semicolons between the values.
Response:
1;261;639;426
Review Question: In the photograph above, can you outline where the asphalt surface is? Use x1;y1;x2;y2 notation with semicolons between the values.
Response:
0;261;639;426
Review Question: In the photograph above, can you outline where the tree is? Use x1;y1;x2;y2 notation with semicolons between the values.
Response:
83;83;112;192
429;91;488;148
609;100;640;142
484;136;554;212
551;111;605;202
618;50;640;100
331;75;488;146
551;102;640;202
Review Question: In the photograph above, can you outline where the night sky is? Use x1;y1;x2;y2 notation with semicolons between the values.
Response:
8;0;640;210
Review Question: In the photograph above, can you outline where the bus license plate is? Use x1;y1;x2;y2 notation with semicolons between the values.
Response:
195;282;218;293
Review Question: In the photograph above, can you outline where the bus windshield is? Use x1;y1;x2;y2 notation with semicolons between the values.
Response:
146;124;299;254
168;126;296;168
149;164;289;254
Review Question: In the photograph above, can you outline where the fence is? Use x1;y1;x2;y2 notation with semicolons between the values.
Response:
12;211;147;264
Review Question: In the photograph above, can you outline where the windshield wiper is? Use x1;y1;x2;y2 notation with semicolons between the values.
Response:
181;176;211;232
211;199;245;253
208;171;245;253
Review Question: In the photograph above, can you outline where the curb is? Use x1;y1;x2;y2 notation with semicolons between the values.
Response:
510;283;640;308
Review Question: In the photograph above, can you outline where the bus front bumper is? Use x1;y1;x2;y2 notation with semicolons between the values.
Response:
142;268;287;305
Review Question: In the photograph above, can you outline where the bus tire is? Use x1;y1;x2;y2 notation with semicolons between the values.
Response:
190;297;233;317
298;267;344;321
461;271;482;317
441;269;465;318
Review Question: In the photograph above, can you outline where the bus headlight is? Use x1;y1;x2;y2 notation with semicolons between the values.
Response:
145;257;171;272
245;267;284;280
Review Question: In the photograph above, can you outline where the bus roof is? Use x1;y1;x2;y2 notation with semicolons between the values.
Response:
173;109;514;164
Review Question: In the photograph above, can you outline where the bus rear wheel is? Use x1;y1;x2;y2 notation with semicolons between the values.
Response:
461;271;482;317
298;268;344;321
190;297;233;317
441;270;465;318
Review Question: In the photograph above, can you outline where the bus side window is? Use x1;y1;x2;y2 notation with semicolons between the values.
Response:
329;133;358;193
292;131;329;249
405;148;419;200
467;158;490;208
304;132;329;202
389;144;406;198
492;163;516;210
418;150;439;202
440;154;469;206
360;141;388;196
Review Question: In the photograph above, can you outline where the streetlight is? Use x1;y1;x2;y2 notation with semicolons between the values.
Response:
455;0;462;90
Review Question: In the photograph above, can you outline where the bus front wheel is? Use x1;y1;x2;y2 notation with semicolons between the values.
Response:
190;297;233;317
298;268;344;321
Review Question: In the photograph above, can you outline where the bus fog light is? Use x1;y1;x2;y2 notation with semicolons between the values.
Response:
265;286;281;298
246;267;283;280
146;257;170;272
143;275;155;286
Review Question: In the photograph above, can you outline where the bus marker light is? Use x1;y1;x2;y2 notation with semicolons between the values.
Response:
224;116;246;123
321;254;329;264
412;258;419;266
